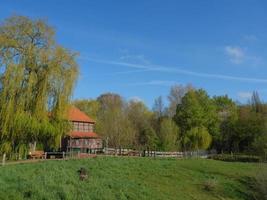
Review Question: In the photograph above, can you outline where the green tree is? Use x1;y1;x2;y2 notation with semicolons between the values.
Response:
213;95;238;153
152;96;165;119
73;99;100;121
167;84;193;117
159;118;180;151
96;93;135;149
0;16;78;156
139;125;159;150
251;91;263;113
234;108;265;153
253;132;267;159
126;99;153;148
227;92;266;154
183;127;212;151
175;90;204;132
174;89;219;150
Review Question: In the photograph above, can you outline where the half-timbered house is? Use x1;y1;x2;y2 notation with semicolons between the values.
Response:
62;106;103;153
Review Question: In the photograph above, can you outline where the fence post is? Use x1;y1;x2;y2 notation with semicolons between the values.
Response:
63;151;65;159
2;153;6;166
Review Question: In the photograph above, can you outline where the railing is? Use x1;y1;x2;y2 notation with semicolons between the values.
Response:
0;149;216;166
103;148;211;158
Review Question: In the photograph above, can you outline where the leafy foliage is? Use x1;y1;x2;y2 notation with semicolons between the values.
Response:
0;16;78;156
184;127;212;151
209;154;261;162
74;88;267;158
139;125;159;150
73;99;100;121
174;89;218;150
96;93;135;148
159;118;180;151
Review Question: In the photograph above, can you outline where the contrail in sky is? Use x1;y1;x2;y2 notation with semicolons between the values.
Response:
80;57;267;84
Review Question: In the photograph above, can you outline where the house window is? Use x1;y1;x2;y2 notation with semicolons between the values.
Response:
75;140;79;146
84;123;89;132
89;124;94;132
85;140;88;145
78;122;84;131
73;122;79;131
71;122;94;132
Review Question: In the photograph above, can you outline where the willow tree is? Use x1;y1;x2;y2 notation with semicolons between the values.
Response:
0;16;78;156
183;127;212;151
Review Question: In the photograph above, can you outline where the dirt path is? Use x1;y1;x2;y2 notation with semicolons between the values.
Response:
2;158;63;166
1;154;98;166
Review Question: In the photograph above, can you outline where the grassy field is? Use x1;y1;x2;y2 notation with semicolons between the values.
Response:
0;157;266;200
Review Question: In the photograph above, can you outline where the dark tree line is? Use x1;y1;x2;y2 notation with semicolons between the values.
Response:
74;87;267;159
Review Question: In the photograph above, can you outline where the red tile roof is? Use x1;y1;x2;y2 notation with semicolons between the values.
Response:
69;131;99;138
68;106;95;123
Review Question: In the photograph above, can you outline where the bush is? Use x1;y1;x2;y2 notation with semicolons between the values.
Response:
209;154;261;163
254;169;267;200
202;178;218;191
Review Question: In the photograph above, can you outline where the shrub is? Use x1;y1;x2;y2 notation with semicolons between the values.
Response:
202;178;218;191
254;169;267;200
209;154;261;163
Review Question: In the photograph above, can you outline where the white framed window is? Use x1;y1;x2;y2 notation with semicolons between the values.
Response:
78;122;83;131
89;124;94;132
73;122;79;131
84;123;89;132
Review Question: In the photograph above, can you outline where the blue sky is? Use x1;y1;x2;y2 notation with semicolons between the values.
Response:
1;0;267;107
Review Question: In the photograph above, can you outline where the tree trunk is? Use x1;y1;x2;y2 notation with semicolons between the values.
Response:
2;153;6;166
33;141;36;152
59;135;62;151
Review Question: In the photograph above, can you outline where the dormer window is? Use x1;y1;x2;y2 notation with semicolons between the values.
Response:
84;123;89;132
89;124;93;132
78;122;83;131
73;122;79;131
72;121;94;132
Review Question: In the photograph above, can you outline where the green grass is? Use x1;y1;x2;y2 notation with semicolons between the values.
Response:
0;157;265;200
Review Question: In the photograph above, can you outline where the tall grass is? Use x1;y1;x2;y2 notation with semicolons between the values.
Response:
254;166;267;200
0;157;265;200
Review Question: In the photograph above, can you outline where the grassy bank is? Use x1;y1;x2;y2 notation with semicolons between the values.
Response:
0;157;265;200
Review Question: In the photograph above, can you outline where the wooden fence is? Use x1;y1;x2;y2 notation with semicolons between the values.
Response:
1;149;215;166
103;148;211;158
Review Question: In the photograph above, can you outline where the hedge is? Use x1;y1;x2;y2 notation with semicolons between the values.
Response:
209;154;261;163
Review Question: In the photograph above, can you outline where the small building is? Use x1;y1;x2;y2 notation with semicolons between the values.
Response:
62;106;103;153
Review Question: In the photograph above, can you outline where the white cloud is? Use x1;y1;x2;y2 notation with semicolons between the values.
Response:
243;35;258;42
225;45;264;67
128;96;144;102
225;46;245;64
237;92;252;99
